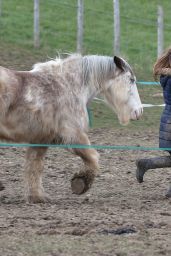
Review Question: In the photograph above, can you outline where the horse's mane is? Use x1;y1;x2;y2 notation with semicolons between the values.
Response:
31;54;115;89
31;58;63;73
82;55;114;88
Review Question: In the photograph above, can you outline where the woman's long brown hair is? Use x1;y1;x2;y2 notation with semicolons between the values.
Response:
153;47;171;80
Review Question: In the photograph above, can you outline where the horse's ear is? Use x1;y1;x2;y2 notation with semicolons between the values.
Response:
114;56;125;72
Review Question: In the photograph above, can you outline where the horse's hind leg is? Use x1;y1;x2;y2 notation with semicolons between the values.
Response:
70;132;99;195
24;147;48;203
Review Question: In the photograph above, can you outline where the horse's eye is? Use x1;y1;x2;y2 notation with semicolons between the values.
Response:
130;78;135;84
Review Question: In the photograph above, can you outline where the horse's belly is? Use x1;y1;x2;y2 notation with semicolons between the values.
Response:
0;123;14;141
0;119;55;143
0;122;33;142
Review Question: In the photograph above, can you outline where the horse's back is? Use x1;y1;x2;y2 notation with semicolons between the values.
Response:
0;66;20;92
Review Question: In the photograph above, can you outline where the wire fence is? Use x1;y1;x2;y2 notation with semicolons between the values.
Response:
0;1;170;60
0;141;170;151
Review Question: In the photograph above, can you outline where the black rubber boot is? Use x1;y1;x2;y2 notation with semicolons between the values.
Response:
165;185;171;198
136;156;171;183
136;156;171;198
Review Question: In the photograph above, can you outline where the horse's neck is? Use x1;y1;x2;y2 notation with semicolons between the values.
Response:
86;89;98;107
61;55;113;105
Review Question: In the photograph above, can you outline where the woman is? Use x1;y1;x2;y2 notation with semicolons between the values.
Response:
155;48;171;150
136;47;171;198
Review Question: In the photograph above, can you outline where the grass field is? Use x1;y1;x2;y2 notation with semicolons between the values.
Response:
0;0;171;78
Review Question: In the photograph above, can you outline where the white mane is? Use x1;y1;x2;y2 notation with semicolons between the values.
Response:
31;58;63;73
31;54;116;89
82;55;115;88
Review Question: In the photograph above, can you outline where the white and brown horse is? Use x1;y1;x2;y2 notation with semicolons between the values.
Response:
0;54;143;203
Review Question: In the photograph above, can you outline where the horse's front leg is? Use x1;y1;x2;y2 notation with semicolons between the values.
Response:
24;147;48;203
71;132;100;195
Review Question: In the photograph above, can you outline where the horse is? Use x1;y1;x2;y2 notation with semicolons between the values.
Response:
0;54;143;203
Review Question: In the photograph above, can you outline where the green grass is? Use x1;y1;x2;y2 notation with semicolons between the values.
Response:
0;0;171;79
0;0;169;130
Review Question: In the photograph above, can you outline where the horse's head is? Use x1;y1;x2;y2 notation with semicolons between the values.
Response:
103;56;143;125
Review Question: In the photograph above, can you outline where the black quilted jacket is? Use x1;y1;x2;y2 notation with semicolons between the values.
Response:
159;75;171;151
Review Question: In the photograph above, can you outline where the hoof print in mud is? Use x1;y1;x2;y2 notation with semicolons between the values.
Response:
71;176;90;195
99;227;137;235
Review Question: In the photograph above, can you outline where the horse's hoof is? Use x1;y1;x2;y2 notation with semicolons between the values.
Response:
71;177;87;194
0;181;5;191
136;159;147;183
27;194;50;204
71;173;93;195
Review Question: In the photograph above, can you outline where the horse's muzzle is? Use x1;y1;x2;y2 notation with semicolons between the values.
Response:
131;107;143;120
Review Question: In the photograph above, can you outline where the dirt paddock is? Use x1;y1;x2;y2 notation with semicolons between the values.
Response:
0;128;170;256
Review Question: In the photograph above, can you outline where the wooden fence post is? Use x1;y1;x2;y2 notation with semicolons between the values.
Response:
34;0;40;48
157;5;164;58
77;0;84;53
0;0;2;16
113;0;120;56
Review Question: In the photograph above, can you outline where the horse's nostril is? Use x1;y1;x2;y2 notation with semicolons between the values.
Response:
135;110;139;120
134;109;142;119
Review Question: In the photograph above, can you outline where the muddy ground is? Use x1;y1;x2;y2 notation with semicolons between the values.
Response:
0;128;170;256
